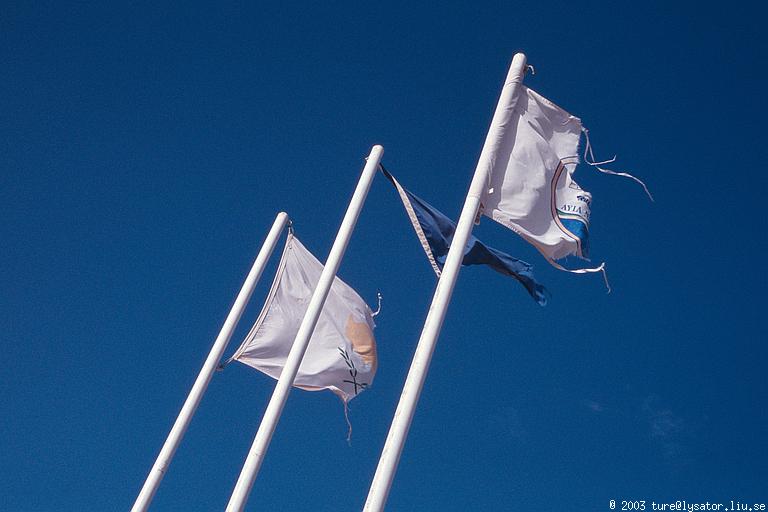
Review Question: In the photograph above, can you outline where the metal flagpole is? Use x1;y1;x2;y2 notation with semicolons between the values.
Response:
132;211;290;512
363;54;528;512
225;145;385;512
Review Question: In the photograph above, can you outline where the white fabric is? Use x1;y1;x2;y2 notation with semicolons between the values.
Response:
231;233;377;403
480;85;595;264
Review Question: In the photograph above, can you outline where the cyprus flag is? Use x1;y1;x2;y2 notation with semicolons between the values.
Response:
230;233;377;403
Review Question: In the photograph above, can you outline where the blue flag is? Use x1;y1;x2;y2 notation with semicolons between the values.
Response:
382;167;549;306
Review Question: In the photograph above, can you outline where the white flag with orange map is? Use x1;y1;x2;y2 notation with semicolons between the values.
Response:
230;232;377;403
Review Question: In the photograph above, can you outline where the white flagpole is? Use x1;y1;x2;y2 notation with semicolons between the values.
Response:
363;54;528;512
225;145;385;512
132;211;290;512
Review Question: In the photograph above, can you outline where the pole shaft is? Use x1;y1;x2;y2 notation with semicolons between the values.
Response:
363;54;527;512
132;212;290;512
226;145;385;512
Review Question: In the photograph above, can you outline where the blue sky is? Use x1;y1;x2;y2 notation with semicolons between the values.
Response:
1;2;765;511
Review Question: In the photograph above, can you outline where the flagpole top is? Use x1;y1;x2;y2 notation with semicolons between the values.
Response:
505;53;528;86
366;145;384;162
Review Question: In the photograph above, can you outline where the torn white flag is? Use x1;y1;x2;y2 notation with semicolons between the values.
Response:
480;86;596;265
230;233;377;403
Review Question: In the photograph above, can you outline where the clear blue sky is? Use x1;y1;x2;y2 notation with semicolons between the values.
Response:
2;2;765;511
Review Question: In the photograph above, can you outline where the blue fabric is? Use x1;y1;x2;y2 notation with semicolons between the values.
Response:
558;217;590;259
383;168;549;306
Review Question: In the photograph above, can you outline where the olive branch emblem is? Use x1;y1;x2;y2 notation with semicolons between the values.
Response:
338;347;368;395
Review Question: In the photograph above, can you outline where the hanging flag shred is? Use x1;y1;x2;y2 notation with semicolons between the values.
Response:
229;232;378;403
479;85;650;278
381;166;548;306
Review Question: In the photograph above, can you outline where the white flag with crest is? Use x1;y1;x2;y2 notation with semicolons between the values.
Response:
480;85;597;267
230;233;377;403
480;83;650;277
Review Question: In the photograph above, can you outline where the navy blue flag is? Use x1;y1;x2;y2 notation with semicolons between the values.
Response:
381;167;549;306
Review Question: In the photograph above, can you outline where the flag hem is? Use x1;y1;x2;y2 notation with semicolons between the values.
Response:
381;167;442;277
229;232;293;363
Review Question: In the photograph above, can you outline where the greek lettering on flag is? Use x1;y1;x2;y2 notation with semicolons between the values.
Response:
229;232;377;403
